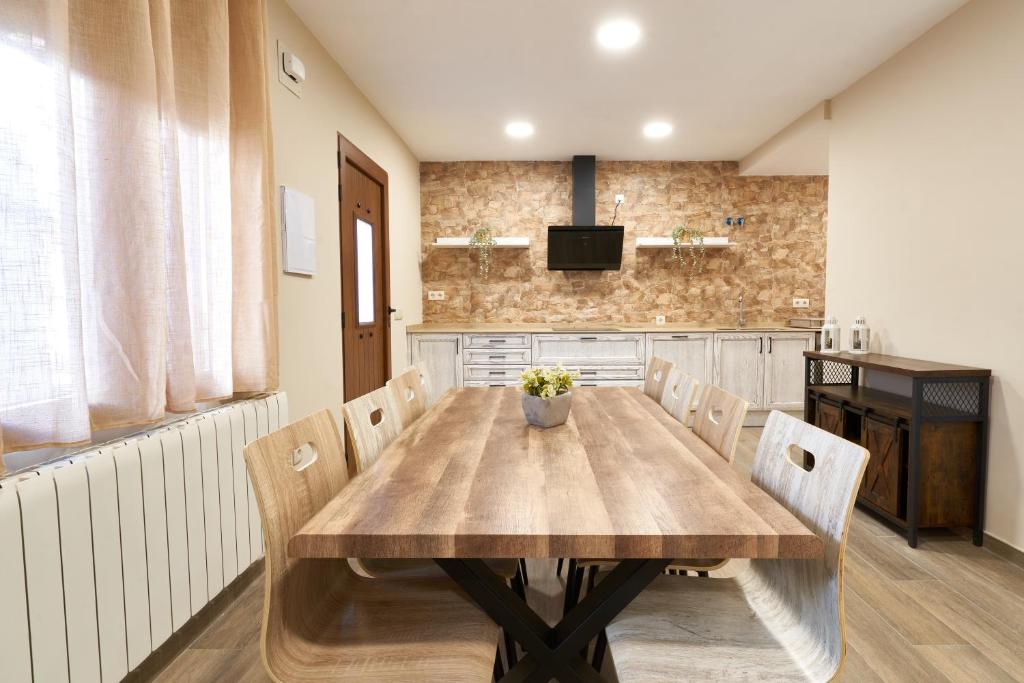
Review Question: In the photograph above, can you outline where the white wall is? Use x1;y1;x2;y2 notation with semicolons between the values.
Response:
827;0;1024;549
267;0;422;424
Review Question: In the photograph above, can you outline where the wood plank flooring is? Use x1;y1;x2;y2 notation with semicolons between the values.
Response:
140;427;1024;682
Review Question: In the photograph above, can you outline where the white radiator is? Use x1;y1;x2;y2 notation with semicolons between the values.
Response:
0;393;288;683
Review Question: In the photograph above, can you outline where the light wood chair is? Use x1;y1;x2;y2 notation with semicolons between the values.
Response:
659;367;700;424
342;386;402;474
643;356;675;403
692;383;749;463
414;362;434;408
603;410;869;681
387;366;429;429
242;409;500;682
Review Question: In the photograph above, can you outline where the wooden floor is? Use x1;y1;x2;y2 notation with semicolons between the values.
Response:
144;428;1024;682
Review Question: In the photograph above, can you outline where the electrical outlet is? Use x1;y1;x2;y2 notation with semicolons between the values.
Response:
391;308;404;320
615;193;625;205
655;315;666;325
792;298;810;309
428;290;445;301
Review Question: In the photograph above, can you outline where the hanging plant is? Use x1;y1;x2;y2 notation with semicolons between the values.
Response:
469;227;497;278
671;226;707;276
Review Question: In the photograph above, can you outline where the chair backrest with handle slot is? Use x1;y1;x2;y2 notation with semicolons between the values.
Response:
692;383;748;463
742;410;869;681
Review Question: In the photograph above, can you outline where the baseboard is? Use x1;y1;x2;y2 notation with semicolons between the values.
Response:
983;533;1024;570
125;558;264;682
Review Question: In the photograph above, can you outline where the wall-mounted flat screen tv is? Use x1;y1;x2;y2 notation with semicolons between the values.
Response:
547;226;624;270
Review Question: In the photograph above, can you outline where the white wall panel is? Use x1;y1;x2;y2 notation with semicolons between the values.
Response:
197;418;224;598
53;461;101;683
229;409;251;571
0;483;33;683
214;411;238;584
242;402;264;560
18;470;70;683
159;430;191;630
180;421;208;614
112;444;153;669
85;451;129;682
138;437;172;648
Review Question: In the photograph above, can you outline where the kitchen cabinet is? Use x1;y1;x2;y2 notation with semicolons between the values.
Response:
763;332;815;410
532;334;645;367
409;333;462;403
646;333;713;387
714;333;765;407
409;328;814;414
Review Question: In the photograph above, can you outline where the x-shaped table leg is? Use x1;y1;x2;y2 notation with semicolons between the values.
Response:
435;558;672;682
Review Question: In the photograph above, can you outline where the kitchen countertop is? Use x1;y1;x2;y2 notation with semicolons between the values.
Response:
407;322;814;333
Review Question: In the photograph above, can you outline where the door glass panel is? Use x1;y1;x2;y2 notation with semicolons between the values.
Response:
355;217;375;324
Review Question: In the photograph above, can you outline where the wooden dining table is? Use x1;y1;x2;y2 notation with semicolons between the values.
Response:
291;387;822;682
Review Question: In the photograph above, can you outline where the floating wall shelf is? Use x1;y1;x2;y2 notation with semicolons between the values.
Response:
432;236;531;248
635;236;736;249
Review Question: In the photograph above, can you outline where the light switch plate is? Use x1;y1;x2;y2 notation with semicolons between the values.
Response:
428;290;445;301
655;315;666;325
792;298;810;309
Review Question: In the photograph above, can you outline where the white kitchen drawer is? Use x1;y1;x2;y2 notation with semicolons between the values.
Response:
570;366;645;381
532;334;645;366
574;379;644;388
463;333;531;349
464;380;520;387
464;348;532;365
464;365;529;381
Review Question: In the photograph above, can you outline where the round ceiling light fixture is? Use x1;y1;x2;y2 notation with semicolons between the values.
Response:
596;19;641;51
643;121;673;139
505;121;535;138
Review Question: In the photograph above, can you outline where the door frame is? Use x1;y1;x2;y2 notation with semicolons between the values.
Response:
338;132;392;398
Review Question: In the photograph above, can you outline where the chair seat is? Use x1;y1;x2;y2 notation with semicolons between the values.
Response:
607;574;812;682
356;557;519;580
276;569;499;681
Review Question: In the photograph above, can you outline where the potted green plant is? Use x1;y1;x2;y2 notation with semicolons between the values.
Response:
519;366;579;428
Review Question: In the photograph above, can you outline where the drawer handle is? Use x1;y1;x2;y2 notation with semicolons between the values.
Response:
489;383;504;387
581;336;598;341
488;370;505;375
671;335;689;339
488;354;507;360
580;370;597;375
488;339;507;343
580;382;598;386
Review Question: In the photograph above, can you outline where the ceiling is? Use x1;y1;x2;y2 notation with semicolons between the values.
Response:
286;0;967;162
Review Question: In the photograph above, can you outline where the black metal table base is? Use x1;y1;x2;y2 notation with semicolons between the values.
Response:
435;558;672;683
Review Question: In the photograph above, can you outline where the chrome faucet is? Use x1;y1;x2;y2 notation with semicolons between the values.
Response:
738;292;746;328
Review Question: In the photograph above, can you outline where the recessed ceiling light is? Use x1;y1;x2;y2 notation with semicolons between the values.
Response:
596;19;641;51
643;121;673;139
505;121;534;138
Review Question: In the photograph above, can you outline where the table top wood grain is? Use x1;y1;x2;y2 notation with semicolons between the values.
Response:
290;387;823;560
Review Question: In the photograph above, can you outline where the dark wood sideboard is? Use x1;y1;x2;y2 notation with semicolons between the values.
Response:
803;351;991;548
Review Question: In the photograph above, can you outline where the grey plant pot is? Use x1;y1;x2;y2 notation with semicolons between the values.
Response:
521;391;573;429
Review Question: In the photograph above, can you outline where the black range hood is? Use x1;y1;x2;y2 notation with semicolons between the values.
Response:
548;155;624;270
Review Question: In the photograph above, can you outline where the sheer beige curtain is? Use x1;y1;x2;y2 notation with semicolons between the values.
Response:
0;0;278;468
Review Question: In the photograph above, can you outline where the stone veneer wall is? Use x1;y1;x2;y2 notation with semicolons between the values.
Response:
420;161;827;323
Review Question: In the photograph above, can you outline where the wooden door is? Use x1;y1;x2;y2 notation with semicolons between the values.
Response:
339;135;390;401
713;333;764;408
815;400;845;437
647;333;713;386
409;334;462;404
763;332;815;410
860;416;904;517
